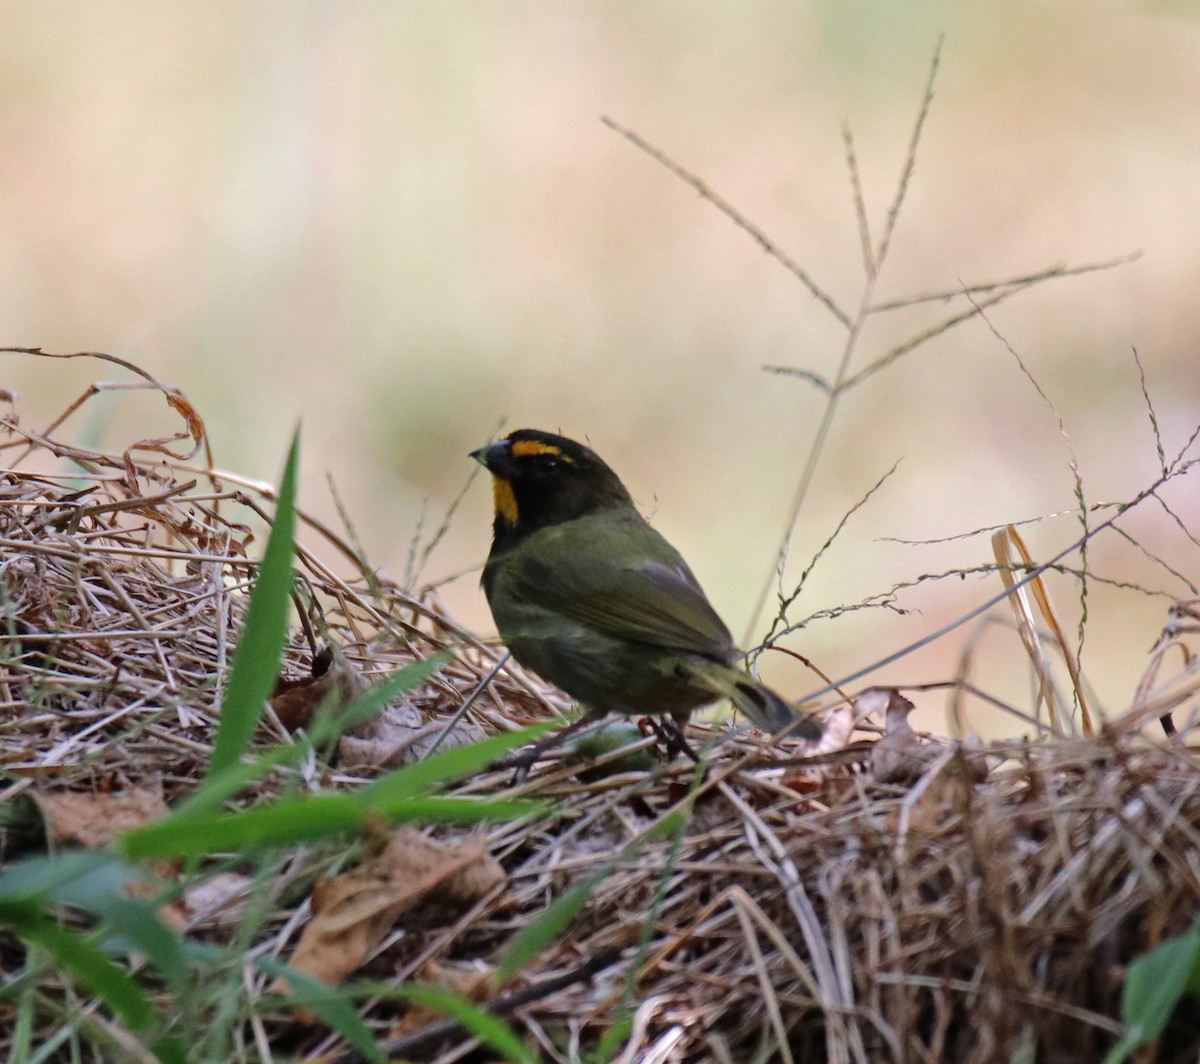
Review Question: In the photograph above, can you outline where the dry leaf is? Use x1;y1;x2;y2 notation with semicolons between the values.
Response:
338;702;486;771
277;828;504;992
184;872;254;927
868;690;939;785
32;785;182;924
34;786;169;847
809;696;867;756
779;694;869;793
271;644;364;732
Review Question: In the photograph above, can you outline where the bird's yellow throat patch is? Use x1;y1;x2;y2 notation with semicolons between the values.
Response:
510;439;573;461
492;476;519;526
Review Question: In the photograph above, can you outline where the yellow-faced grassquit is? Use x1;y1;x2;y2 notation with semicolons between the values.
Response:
471;429;821;742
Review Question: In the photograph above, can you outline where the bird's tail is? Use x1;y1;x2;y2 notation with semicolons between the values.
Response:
688;663;822;738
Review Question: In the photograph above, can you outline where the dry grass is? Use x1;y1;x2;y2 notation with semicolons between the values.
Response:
2;353;1199;1063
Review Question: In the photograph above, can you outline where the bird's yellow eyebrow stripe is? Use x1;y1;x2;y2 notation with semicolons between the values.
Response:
510;440;574;461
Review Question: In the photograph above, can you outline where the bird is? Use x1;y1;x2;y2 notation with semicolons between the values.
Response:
470;428;821;755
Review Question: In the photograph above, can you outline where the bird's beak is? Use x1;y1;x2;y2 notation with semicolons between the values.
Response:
469;439;511;474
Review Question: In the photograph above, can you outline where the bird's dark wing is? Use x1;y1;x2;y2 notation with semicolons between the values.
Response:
510;550;735;660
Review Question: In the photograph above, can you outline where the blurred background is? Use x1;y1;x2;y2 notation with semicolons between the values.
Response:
3;2;1199;734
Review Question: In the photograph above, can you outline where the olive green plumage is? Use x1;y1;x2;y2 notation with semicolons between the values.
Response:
471;429;821;739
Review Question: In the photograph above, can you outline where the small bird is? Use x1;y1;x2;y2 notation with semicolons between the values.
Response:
471;429;821;749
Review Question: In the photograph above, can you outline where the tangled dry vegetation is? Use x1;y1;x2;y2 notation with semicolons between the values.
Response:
1;352;1199;1063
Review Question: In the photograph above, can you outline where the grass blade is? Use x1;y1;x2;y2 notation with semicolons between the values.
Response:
206;429;300;778
359;724;551;805
498;807;688;983
179;652;451;817
1107;915;1200;1061
394;983;534;1064
122;792;541;858
257;960;383;1063
498;876;597;985
15;914;157;1032
121;794;365;857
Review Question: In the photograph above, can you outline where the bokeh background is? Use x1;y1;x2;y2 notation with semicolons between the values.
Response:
3;2;1199;734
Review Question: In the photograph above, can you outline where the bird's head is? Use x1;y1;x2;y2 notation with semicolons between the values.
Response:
471;429;632;544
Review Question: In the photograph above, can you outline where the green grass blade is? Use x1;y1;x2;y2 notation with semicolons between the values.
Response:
1101;1031;1141;1064
147;1035;188;1064
376;796;544;823
120;793;365;857
175;740;313;818
394;983;534;1064
498;807;689;983
1114;915;1200;1054
178;652;451;817
206;429;300;778
591;1015;635;1063
498;876;598;985
359;724;551;805
0;850;127;903
256;959;382;1063
121;793;541;858
16;914;157;1032
0;852;186;992
307;652;452;746
91;896;187;992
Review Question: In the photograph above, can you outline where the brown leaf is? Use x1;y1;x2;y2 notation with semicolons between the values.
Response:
277;829;505;992
868;690;938;785
270;645;365;732
808;695;867;755
165;392;206;453
779;693;868;792
865;689;990;786
32;786;180;922
34;786;169;848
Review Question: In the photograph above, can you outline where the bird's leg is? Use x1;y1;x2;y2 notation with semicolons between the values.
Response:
654;710;700;764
